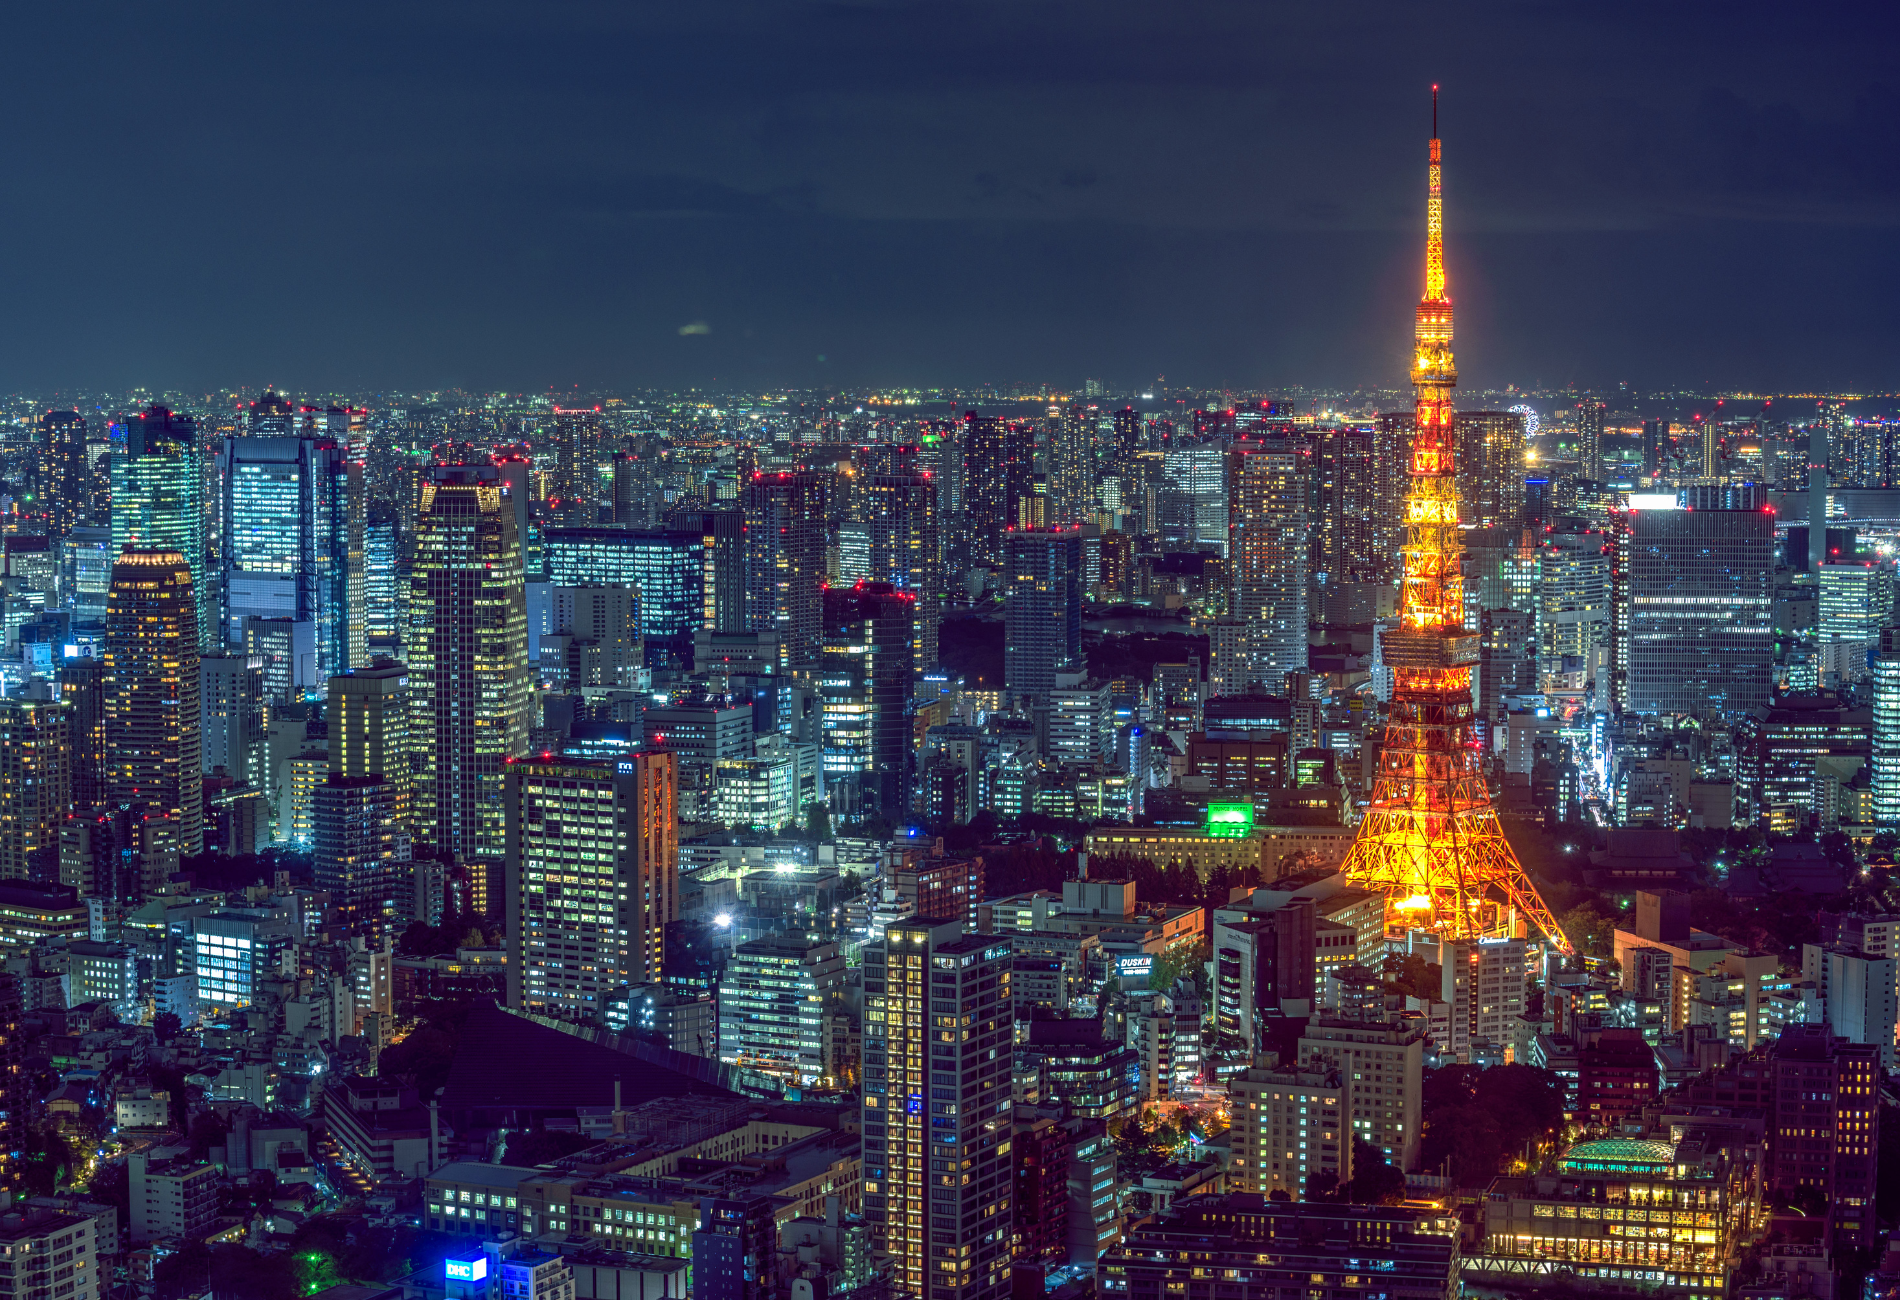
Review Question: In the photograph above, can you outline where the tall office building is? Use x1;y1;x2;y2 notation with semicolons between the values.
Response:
221;434;365;672
1455;410;1528;531
1313;425;1375;584
611;452;647;526
741;472;828;669
1642;419;1667;478
111;406;215;653
1611;500;1774;719
364;512;403;647
717;934;846;1085
105;550;203;857
1229;443;1308;685
246;390;295;436
38;410;90;539
503;751;678;1019
199;654;265;784
316;659;413;936
0;700;69;882
963;414;1033;569
1160;442;1227;553
1768;1025;1879;1251
1576;400;1606;482
822;584;917;817
546;527;703;667
60;659;108;816
1441;938;1527;1064
1874;627;1900;828
409;467;531;910
665;509;748;635
1048;403;1097;527
860;473;941;672
1537;528;1612;694
860;918;1013;1300
549;405;604;523
1818;562;1896;642
1003;529;1082;699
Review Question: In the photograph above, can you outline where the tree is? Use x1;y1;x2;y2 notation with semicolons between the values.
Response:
807;802;833;842
152;1011;182;1044
1343;1137;1407;1204
1557;901;1614;958
188;1111;229;1159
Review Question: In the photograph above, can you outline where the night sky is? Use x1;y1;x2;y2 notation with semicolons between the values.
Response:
6;1;1899;395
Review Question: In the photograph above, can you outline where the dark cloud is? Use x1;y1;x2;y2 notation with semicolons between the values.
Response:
0;0;1896;392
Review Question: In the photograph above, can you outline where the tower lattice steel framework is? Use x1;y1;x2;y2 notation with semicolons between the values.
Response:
1339;89;1572;955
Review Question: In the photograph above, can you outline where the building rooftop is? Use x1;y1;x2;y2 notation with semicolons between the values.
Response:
1555;1137;1677;1174
428;1162;542;1191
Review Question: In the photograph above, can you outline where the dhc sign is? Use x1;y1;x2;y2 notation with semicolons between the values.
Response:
445;1256;489;1282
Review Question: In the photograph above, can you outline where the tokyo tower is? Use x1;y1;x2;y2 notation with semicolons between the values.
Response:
1339;88;1573;955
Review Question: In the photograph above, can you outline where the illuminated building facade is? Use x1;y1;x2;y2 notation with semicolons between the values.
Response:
963;414;1033;569
1338;93;1569;954
503;751;678;1020
1003;529;1082;699
1454;410;1528;531
741;472;828;669
545;527;701;667
716;933;845;1085
1873;626;1900;827
1610;501;1774;720
1473;1135;1748;1300
221;433;365;675
0;700;69;882
1229;441;1309;685
860;918;1013;1300
548;405;603;523
111;406;216;653
105;548;204;857
409;467;532;910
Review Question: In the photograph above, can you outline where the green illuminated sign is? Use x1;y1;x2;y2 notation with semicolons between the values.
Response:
1206;803;1254;838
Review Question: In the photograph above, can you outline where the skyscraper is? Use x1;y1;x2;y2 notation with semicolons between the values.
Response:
59;659;108;817
822;583;918;818
503;751;678;1019
316;659;414;936
38;410;90;539
549;405;604;524
860;472;942;672
545;527;703;667
105;549;204;858
1874;627;1900;828
963;414;1033;569
1313;425;1376;584
221;433;364;674
1049;402;1097;527
1229;442;1309;685
1610;500;1774;719
860;917;1014;1300
741;472;828;669
666;508;748;635
1160;442;1227;553
0;700;68;882
409;467;531;910
1454;410;1527;531
1576;400;1607;482
111;407;215;653
1339;92;1567;953
199;654;265;784
364;511;403;648
1003;529;1082;700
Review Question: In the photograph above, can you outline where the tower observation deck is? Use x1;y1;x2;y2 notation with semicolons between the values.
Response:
1339;89;1573;955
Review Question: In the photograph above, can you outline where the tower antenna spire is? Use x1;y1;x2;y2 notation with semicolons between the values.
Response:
1432;83;1438;139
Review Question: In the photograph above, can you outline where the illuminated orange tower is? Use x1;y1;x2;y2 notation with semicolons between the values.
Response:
1340;89;1571;954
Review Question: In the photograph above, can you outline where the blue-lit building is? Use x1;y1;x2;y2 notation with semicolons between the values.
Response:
364;513;403;648
192;912;293;1013
221;435;364;676
545;527;701;666
111;406;216;651
1004;529;1083;699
